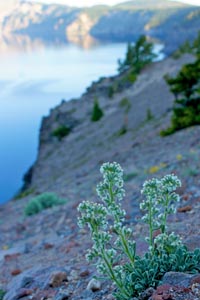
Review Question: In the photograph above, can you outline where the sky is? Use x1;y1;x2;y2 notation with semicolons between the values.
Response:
28;0;200;6
0;0;199;11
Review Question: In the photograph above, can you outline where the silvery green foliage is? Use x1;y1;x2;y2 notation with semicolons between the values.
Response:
24;192;66;216
140;174;181;250
78;162;135;299
154;232;183;254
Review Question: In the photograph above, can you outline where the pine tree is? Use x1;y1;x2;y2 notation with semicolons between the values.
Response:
118;35;156;74
161;57;200;135
91;98;104;122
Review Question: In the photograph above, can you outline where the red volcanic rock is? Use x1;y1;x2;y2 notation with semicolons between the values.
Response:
177;205;192;213
11;269;22;276
44;243;54;250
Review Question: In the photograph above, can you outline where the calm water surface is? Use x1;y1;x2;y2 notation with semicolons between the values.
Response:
0;42;130;203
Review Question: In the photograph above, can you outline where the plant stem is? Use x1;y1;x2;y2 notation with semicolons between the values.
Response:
108;183;135;266
119;232;135;266
161;194;169;234
101;250;130;297
149;202;154;251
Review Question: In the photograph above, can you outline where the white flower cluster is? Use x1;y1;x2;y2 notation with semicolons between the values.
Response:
100;162;124;183
77;201;108;230
97;162;125;204
154;232;183;254
141;174;181;198
140;174;181;222
161;174;181;193
140;174;182;251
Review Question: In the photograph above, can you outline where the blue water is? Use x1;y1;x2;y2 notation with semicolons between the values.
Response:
0;40;164;203
0;42;128;203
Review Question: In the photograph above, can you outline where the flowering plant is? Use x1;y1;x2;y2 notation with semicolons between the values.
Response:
78;162;200;299
78;163;135;299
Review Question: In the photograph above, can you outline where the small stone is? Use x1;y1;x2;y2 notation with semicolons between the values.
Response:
49;271;68;288
87;278;101;292
11;269;22;276
182;194;189;201
44;243;54;250
79;269;90;278
177;205;192;213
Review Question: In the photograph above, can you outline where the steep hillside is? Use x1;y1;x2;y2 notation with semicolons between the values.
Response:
21;54;198;199
0;0;200;54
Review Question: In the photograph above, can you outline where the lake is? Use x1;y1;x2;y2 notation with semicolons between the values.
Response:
0;37;164;203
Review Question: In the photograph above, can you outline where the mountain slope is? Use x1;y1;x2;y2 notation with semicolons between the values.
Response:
90;6;200;53
21;54;197;196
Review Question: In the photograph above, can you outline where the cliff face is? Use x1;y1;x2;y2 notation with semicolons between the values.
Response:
1;1;79;41
66;12;97;47
0;1;200;54
90;10;154;41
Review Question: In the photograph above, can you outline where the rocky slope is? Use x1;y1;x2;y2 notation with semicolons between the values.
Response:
0;54;200;299
22;54;197;199
0;0;200;53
